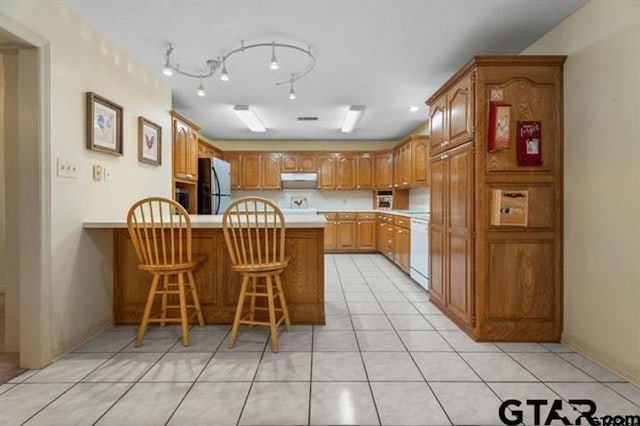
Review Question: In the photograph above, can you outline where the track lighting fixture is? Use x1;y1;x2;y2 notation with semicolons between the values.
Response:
161;39;315;99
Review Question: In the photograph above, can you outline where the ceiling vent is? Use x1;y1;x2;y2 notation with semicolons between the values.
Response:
297;116;318;121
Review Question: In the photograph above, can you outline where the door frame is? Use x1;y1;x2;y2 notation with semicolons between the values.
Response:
0;15;52;368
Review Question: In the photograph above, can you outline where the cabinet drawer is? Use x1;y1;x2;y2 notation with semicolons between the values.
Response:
337;213;355;220
393;216;410;229
395;226;408;235
356;212;376;220
322;213;337;220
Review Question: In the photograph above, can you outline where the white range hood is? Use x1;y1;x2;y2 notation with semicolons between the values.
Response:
280;173;317;190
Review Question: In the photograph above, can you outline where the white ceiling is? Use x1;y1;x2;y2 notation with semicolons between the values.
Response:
62;0;586;141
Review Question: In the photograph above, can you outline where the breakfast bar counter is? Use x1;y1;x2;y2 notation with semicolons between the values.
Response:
84;214;326;325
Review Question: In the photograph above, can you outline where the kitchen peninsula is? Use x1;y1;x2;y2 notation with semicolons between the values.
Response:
84;214;326;325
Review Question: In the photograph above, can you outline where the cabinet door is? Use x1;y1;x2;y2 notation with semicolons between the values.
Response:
224;154;242;190
402;142;412;187
173;120;188;179
317;154;336;189
337;221;357;250
187;128;199;179
357;220;376;251
298;154;317;172
356;154;374;189
261;153;282;190
377;220;386;253
336;154;356;190
411;136;429;187
281;153;298;172
429;154;447;305
400;230;411;272
242;154;261;190
324;220;337;251
375;152;393;189
429;95;448;156
447;72;474;149
393;148;402;188
446;143;474;326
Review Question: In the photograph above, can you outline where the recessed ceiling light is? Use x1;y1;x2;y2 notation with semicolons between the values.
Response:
341;106;365;133
408;106;420;113
233;105;266;132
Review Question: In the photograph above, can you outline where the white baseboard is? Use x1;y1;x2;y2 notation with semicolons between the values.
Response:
562;332;640;386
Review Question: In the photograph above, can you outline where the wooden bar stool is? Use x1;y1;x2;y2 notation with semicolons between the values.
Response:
222;197;291;352
126;197;205;347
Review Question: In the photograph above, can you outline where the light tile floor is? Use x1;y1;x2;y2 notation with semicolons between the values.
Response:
1;254;639;425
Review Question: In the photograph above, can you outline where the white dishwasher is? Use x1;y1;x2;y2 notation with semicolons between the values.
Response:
410;216;429;290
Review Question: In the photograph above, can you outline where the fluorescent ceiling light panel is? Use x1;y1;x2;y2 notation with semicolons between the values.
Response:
341;106;365;133
233;105;266;132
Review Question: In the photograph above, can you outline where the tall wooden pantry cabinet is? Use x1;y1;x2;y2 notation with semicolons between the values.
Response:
427;56;566;342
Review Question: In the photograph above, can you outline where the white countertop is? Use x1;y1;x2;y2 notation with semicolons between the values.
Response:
318;209;429;218
84;214;327;229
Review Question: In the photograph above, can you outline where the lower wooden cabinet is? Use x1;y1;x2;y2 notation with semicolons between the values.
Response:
394;226;411;272
356;220;376;251
337;219;357;250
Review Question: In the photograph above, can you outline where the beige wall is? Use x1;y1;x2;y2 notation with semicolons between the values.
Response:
524;0;640;383
1;0;172;363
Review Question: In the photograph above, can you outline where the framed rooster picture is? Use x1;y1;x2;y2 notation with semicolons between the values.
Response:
138;117;162;166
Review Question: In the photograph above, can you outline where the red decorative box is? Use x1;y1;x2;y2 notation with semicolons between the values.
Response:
517;121;543;166
488;101;511;152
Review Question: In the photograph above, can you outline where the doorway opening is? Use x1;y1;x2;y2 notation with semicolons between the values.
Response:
0;19;51;376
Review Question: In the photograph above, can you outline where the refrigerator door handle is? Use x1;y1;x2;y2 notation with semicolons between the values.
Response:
213;168;221;214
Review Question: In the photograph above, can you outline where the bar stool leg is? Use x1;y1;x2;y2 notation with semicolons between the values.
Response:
229;274;249;348
249;276;257;327
137;274;160;347
274;273;291;332
187;271;205;327
177;272;190;346
160;275;169;327
266;274;279;352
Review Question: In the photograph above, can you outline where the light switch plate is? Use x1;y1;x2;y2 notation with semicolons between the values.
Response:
57;158;78;179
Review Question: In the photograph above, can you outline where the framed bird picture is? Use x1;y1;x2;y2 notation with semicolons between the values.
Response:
86;92;123;156
138;117;162;166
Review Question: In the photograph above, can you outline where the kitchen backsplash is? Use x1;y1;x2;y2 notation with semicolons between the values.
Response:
231;190;374;210
409;188;430;212
231;188;430;212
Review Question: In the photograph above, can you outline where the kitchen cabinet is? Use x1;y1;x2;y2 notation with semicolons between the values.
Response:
394;226;410;273
223;153;242;190
281;153;317;172
336;213;357;250
241;154;261;190
261;153;282;190
197;139;222;159
356;154;374;189
336;154;356;190
317;154;337;190
411;136;429;187
356;213;376;251
323;213;338;251
393;140;412;189
426;55;565;341
172;112;199;182
375;152;393;189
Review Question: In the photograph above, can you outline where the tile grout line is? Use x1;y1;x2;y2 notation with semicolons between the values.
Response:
334;254;383;426
234;326;270;426
353;253;455;426
163;327;231;426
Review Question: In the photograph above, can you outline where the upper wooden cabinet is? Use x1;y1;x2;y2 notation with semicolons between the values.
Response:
447;72;475;149
411;136;429;187
429;95;447;156
223;153;242;190
317;154;337;190
393;139;412;189
375;152;393;190
241;153;261;190
197;139;222;159
336;154;356;190
261;153;282;190
282;153;317;172
171;112;199;182
356;154;374;190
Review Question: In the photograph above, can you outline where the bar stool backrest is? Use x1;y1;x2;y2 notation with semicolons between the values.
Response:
222;197;285;267
127;197;192;268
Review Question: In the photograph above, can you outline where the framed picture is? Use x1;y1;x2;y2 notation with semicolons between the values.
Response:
138;117;162;166
488;101;511;152
86;92;123;156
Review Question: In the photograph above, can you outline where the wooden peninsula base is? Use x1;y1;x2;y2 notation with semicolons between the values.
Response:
111;226;325;325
